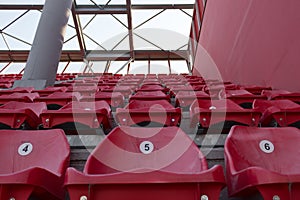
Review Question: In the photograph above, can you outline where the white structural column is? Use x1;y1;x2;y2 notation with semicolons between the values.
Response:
15;0;72;89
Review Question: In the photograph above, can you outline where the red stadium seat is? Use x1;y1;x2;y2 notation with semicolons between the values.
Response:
66;85;98;96
190;99;261;133
33;86;67;97
253;99;300;127
0;77;14;89
168;85;199;97
119;78;142;85
81;91;125;107
118;81;140;88
163;81;187;87
0;87;34;95
0;92;39;105
262;89;300;104
225;126;300;199
136;84;168;93
240;85;272;95
101;86;134;98
221;89;267;108
0;129;69;199
129;91;171;102
65;126;225;200
175;91;211;107
204;81;238;91
0;101;47;129
0;82;12;89
34;92;81;110
41;101;112;133
116;100;181;126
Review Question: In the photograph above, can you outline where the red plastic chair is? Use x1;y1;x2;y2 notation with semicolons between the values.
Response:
203;82;239;97
81;92;125;107
34;92;81;110
190;99;261;130
0;101;47;129
102;86;134;98
65;126;225;200
168;85;200;97
221;89;267;108
225;126;300;199
33;86;67;97
0;129;70;199
164;81;187;87
253;99;300;127
41;101;112;132
129;91;171;102
0;92;40;105
240;85;272;95
116;100;181;126
66;85;99;96
262;89;300;104
136;84;169;93
175;91;211;107
0;87;35;95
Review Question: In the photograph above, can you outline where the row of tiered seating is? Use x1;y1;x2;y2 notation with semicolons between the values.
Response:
0;74;300;134
0;73;77;88
1;73;300;200
0;127;226;200
2;126;300;200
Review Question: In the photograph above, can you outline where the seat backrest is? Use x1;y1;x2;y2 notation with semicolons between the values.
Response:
133;91;167;97
191;99;243;112
139;85;164;90
84;126;207;174
0;93;40;101
127;100;173;110
61;101;111;112
0;129;70;175
0;101;47;116
47;92;81;100
261;89;290;99
225;126;300;175
12;87;35;93
176;91;209;98
225;89;253;97
253;99;300;110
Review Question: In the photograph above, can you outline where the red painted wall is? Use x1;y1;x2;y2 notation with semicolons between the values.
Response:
193;0;300;91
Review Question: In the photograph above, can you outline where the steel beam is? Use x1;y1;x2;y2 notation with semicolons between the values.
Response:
114;58;133;74
131;4;194;10
0;4;194;11
0;50;83;62
86;50;189;61
75;5;127;14
126;0;135;59
0;61;11;73
0;50;188;62
71;3;86;56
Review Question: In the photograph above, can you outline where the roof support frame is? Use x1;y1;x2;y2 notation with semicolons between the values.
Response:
0;3;194;66
114;58;133;74
71;2;86;57
0;61;11;73
0;4;194;11
126;0;135;59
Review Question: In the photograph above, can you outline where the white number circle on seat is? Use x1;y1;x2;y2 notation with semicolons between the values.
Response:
139;141;154;154
259;140;274;154
18;143;33;156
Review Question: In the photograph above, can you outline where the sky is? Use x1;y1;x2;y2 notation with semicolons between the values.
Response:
0;0;194;74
